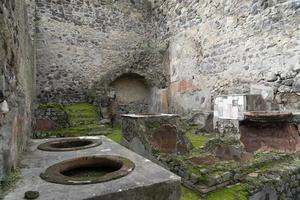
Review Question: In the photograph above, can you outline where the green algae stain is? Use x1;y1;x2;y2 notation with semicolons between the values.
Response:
186;132;210;148
181;186;201;200
0;168;21;198
34;103;105;138
66;103;99;120
107;127;122;144
35;124;108;138
65;103;98;114
205;184;248;200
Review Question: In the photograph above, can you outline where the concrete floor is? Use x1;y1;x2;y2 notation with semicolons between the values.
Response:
4;136;181;200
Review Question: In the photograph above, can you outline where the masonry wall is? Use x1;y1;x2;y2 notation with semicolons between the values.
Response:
0;0;36;181
35;0;300;114
35;0;169;104
149;0;300;114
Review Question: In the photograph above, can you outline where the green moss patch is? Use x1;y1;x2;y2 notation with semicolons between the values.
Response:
66;103;98;115
35;124;107;138
0;169;20;198
35;103;105;138
106;127;122;144
186;133;210;148
181;185;200;200
205;184;248;200
66;103;99;124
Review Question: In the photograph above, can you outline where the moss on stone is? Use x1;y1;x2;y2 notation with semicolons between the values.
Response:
186;132;210;148
68;117;98;125
205;184;249;200
181;185;201;200
87;87;97;99
106;127;122;144
203;137;240;153
66;103;98;118
34;103;105;138
0;168;21;198
279;194;286;200
35;124;107;138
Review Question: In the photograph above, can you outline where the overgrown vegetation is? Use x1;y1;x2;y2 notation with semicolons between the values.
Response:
186;132;210;148
35;103;106;138
33;103;300;199
106;127;122;144
181;186;200;200
205;184;249;200
0;169;20;198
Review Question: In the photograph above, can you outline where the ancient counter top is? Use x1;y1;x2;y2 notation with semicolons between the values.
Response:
4;136;181;200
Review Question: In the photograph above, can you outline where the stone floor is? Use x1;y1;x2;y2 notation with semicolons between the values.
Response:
3;136;181;200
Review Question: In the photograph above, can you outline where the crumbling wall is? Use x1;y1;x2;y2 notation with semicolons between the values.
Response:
0;0;36;181
35;0;169;103
149;0;300;114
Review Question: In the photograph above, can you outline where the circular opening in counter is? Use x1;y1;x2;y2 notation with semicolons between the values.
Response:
40;155;135;185
37;138;102;151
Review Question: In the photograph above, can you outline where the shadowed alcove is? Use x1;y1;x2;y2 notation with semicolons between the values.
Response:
110;73;151;113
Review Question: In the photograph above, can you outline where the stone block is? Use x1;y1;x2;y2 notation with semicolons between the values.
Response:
188;111;214;132
3;136;181;200
240;112;300;153
121;114;192;159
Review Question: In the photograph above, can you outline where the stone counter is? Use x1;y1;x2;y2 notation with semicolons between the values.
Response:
121;113;192;160
3;136;181;200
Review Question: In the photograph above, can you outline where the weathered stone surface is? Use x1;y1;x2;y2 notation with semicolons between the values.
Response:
188;111;214;133
148;0;300;114
31;0;300;114
3;136;181;200
33;106;69;131
215;144;254;162
249;186;278;200
240;112;300;153
121;114;192;159
0;0;36;181
35;0;168;104
34;119;59;131
189;155;215;165
151;124;189;154
243;111;293;122
293;78;300;92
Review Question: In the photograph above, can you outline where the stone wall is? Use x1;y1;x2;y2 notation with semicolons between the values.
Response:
149;0;300;114
0;0;36;181
34;104;69;132
35;0;169;104
34;0;300;113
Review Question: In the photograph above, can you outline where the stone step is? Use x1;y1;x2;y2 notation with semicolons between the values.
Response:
69;120;99;127
68;113;98;118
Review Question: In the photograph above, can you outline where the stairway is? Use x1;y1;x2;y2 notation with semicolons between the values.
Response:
34;103;107;138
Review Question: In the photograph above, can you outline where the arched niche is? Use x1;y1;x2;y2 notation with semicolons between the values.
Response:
110;73;150;105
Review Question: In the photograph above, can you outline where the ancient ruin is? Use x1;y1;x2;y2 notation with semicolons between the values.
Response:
1;0;300;199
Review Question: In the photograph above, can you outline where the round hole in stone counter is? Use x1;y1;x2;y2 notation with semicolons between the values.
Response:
37;138;102;151
40;155;135;185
